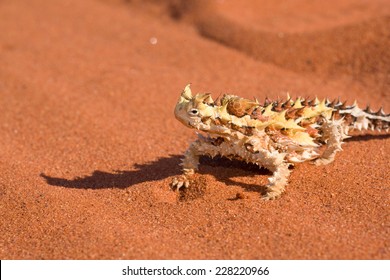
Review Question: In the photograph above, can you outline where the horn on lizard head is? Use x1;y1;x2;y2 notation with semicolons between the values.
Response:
181;84;193;100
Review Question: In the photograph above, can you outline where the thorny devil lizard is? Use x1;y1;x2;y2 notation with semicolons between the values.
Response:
172;84;390;200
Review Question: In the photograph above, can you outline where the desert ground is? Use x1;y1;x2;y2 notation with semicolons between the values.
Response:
0;0;389;259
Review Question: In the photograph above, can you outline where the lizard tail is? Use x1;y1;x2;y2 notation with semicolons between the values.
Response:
327;100;390;132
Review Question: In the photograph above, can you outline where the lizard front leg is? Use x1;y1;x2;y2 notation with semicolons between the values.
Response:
172;140;201;190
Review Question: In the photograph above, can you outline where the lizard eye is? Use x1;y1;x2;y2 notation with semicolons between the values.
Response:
189;109;199;116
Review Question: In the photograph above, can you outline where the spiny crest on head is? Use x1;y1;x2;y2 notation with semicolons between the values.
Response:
181;84;214;105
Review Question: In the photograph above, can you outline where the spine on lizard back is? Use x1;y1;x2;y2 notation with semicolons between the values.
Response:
219;94;389;133
330;100;390;132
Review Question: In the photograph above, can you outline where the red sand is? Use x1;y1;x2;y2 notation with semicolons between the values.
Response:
0;0;389;259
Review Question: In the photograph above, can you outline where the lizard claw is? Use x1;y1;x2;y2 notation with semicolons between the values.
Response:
262;183;284;200
171;175;190;191
261;191;281;200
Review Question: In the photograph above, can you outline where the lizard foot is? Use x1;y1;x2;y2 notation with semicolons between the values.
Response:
262;183;285;200
171;175;190;191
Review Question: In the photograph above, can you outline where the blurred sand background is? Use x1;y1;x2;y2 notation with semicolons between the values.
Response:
0;0;389;259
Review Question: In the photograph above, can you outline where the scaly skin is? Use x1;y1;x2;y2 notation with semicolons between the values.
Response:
172;84;390;200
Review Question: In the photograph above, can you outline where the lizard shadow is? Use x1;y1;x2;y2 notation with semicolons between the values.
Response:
40;155;270;194
41;133;389;193
199;156;271;194
40;156;183;189
40;134;390;193
345;133;390;142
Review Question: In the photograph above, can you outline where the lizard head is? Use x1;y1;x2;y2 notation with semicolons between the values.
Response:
174;84;215;131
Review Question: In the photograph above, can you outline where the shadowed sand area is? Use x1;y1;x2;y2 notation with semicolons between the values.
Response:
0;0;389;259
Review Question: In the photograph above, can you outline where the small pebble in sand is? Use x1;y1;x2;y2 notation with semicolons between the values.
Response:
235;192;245;199
149;37;158;45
